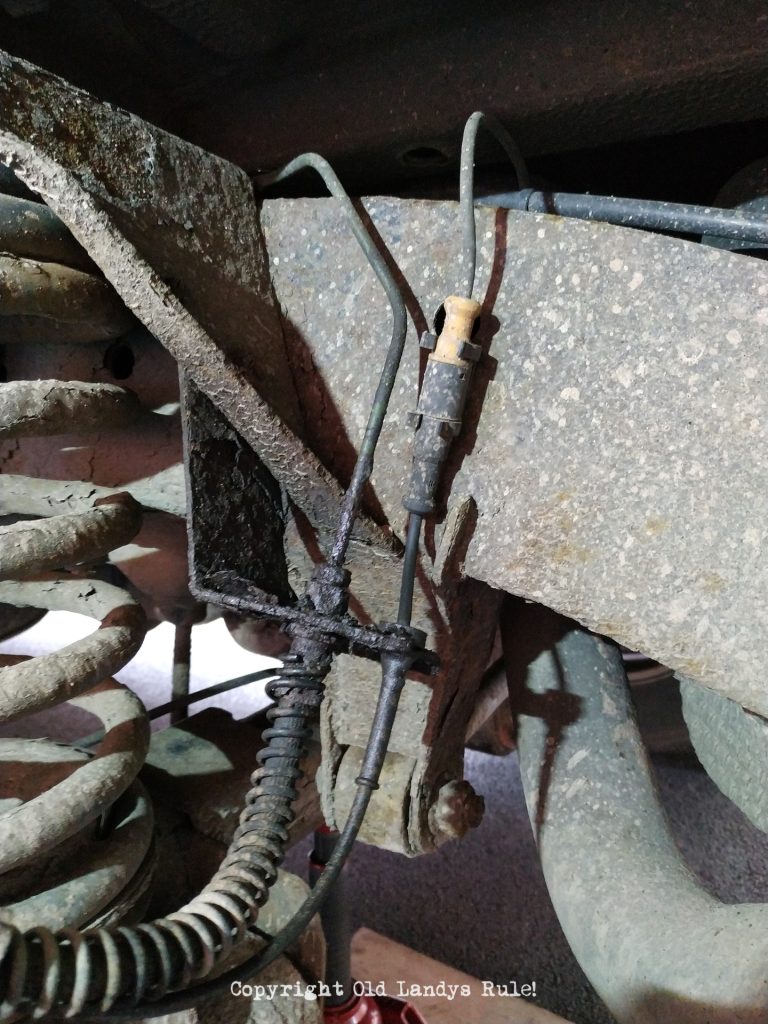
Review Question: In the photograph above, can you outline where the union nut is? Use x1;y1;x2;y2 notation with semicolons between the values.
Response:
428;779;485;843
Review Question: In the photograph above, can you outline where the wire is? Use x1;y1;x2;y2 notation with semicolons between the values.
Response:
459;111;530;300
257;154;408;567
397;513;422;626
147;667;278;720
72;668;279;749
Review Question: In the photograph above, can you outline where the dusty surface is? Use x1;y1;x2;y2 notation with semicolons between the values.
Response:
262;197;768;716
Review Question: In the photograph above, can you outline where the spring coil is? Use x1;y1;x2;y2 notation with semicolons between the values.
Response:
0;655;326;1018
0;171;333;1019
223;656;326;892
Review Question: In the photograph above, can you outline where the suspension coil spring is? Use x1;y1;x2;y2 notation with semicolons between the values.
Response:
0;168;334;1019
0;171;154;997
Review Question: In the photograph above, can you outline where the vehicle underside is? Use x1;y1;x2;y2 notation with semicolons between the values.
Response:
0;4;767;1022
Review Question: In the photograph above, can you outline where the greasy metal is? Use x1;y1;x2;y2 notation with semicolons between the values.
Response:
459;112;529;299
505;598;768;1023
191;582;438;676
489;189;768;244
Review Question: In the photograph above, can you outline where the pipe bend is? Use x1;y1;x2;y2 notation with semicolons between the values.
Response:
502;598;768;1024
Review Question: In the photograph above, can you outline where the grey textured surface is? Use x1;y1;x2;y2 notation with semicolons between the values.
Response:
507;604;768;1022
682;679;768;836
262;197;768;719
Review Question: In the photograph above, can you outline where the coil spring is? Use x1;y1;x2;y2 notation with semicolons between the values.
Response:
0;175;150;1009
0;655;325;1018
0;171;330;1019
224;655;326;892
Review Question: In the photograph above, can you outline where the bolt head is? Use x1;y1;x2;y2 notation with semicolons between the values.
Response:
428;779;485;842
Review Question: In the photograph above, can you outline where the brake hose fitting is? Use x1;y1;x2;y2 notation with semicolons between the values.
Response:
404;294;482;516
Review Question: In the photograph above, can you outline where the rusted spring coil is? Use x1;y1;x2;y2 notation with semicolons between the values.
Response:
0;658;324;1018
0;177;155;997
0;390;152;937
0;181;326;1016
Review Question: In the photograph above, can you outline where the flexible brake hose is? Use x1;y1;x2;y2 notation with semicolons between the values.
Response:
0;155;412;1022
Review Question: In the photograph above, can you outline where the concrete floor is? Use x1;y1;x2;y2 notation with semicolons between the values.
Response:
4;613;768;1023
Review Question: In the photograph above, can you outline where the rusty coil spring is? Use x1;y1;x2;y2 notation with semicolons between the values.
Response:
0;174;330;1017
0;657;325;1018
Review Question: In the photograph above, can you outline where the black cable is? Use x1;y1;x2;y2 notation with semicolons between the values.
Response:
460;111;530;301
397;513;422;626
147;667;278;721
73;668;279;749
257;154;408;567
481;189;768;245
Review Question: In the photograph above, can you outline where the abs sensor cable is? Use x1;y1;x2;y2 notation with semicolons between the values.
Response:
404;112;529;533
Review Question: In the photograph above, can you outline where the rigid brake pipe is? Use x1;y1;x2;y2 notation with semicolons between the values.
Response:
502;598;768;1024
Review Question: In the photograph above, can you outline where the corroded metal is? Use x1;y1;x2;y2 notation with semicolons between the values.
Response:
0;48;389;552
0;379;143;438
0;252;135;342
0;156;156;943
0;492;141;579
